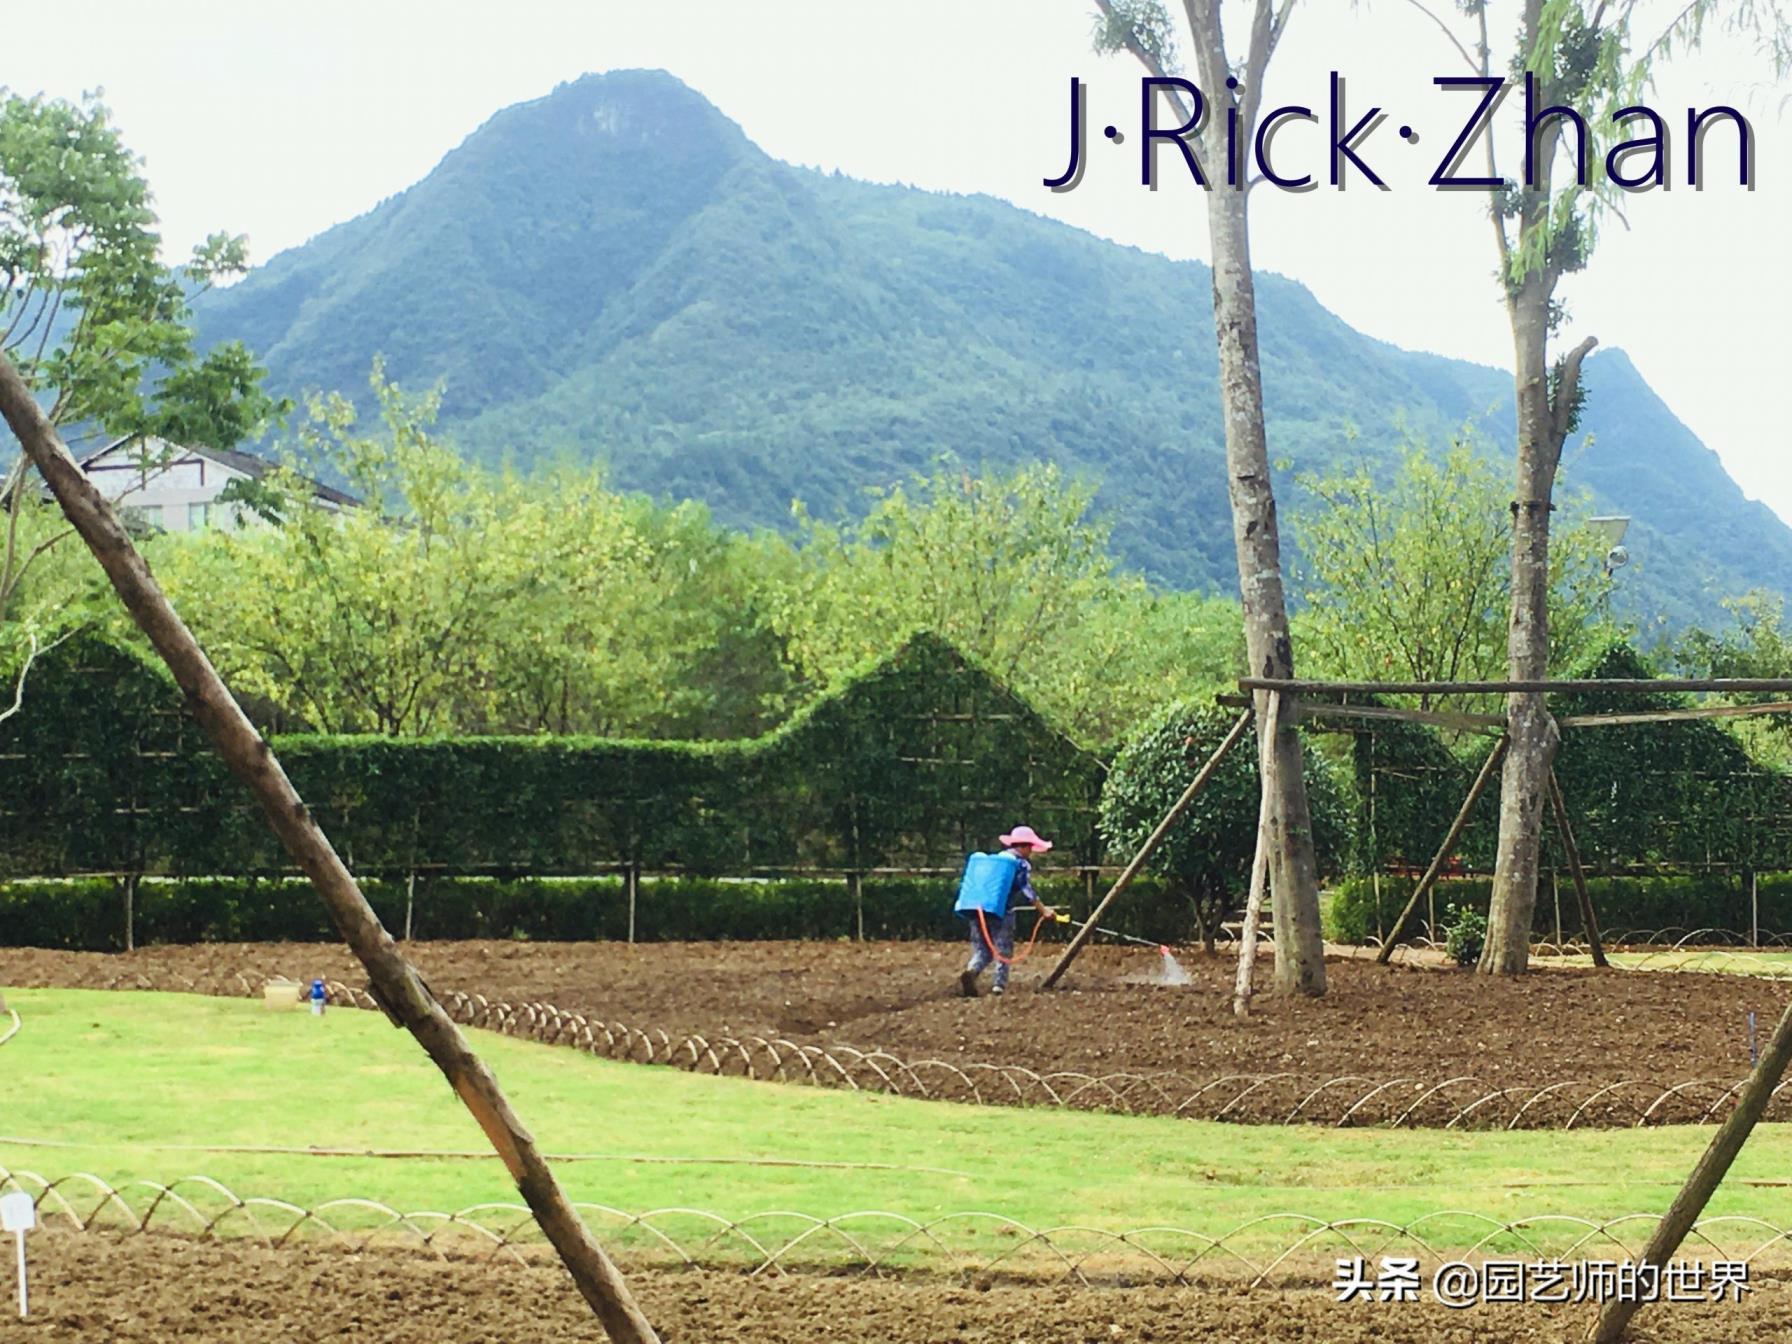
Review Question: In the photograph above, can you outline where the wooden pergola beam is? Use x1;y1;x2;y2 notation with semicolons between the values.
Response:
1242;676;1792;696
1040;707;1253;991
1559;700;1792;729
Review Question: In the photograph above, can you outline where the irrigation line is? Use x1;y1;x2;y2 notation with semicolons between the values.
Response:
0;1135;971;1177
6;1167;1792;1288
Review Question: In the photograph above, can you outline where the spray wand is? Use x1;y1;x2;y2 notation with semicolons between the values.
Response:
1046;911;1175;958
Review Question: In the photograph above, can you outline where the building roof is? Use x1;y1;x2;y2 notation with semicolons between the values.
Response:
78;436;363;508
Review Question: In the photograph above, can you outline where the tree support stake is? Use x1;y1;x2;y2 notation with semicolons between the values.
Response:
1041;707;1252;990
1377;735;1508;963
1547;768;1606;968
0;352;660;1344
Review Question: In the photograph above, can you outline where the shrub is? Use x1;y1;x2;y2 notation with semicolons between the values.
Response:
1443;904;1486;966
0;871;1189;951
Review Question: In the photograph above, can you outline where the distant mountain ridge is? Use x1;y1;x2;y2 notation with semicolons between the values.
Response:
192;69;1792;629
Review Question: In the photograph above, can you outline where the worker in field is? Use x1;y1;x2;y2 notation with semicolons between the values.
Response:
955;825;1057;997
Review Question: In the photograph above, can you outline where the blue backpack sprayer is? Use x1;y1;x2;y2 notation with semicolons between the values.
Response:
954;852;1174;969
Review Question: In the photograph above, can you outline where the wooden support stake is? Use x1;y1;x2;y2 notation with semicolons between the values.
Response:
1232;693;1280;1019
1376;736;1508;964
1547;770;1606;968
0;353;660;1344
121;872;138;953
1041;707;1252;990
1591;992;1792;1342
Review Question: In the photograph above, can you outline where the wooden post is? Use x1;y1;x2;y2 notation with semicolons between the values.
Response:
1546;770;1606;968
403;868;416;942
626;864;640;945
0;353;661;1344
850;870;864;942
1752;870;1759;950
122;872;138;953
1552;869;1562;948
1041;707;1252;990
1377;736;1508;963
1591;991;1792;1342
1232;692;1280;1018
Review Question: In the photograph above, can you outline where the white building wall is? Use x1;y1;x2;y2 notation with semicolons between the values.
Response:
81;439;253;533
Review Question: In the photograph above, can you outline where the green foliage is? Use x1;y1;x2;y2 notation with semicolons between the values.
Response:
1673;591;1792;769
0;871;1192;951
1328;871;1792;945
0;89;276;441
1499;2;1791;296
1291;438;1619;706
768;461;1242;748
1443;904;1487;967
151;369;792;738
0;631;1104;881
1100;701;1349;946
181;72;1789;631
0;88;279;703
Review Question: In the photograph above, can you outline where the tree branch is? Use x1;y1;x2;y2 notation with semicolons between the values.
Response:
0;630;39;727
1550;335;1600;455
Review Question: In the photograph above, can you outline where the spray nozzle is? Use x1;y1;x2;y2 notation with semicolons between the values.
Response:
1158;945;1171;957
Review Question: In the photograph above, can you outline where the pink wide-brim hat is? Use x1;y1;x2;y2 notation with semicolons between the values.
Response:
1000;825;1053;852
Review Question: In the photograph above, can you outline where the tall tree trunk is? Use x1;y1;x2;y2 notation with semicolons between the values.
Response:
1207;186;1325;994
0;352;661;1344
1481;289;1557;973
1479;283;1595;975
1095;0;1323;995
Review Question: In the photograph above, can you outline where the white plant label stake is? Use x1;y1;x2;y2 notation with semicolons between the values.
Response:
0;1191;33;1318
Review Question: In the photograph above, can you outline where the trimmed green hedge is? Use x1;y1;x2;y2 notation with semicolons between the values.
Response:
2;633;1104;879
1325;872;1792;945
0;873;1196;953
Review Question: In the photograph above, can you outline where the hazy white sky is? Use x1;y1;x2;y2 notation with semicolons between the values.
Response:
5;0;1786;518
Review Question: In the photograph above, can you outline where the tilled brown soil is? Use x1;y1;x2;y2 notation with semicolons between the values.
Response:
5;940;1788;1126
0;1233;1783;1343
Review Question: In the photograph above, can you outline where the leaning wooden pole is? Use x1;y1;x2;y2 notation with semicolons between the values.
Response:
1231;692;1280;1018
1376;736;1508;964
0;355;660;1344
1040;707;1252;990
1590;991;1792;1343
1547;770;1607;968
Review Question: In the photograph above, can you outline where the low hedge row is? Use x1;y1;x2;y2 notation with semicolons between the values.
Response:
1324;872;1792;944
0;873;1191;953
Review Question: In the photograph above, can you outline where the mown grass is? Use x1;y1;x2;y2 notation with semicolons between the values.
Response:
2;988;1788;1263
1535;950;1792;978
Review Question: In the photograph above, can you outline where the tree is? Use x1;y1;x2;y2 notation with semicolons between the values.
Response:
1290;438;1618;710
1388;4;1792;974
1101;700;1347;954
1093;0;1328;993
765;460;1241;748
0;88;276;716
1673;591;1792;770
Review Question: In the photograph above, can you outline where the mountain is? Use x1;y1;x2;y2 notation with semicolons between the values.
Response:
192;69;1791;629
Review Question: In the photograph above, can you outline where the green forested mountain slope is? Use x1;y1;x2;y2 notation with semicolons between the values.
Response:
192;69;1789;625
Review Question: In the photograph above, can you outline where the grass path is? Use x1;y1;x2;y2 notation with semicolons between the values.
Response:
2;988;1789;1258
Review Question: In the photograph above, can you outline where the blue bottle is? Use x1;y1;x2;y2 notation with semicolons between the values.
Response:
310;978;326;1016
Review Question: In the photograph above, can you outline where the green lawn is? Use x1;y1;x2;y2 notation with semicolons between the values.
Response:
2;988;1788;1267
1535;949;1792;977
